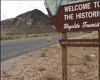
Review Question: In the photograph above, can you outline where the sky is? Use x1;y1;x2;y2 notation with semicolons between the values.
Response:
1;0;48;21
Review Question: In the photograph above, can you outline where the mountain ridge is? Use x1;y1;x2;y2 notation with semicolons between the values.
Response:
1;9;55;34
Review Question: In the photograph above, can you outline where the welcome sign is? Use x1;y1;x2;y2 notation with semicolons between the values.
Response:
45;1;100;32
44;1;100;80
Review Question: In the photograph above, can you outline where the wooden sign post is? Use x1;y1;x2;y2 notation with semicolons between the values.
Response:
62;33;67;80
98;30;100;80
44;0;100;80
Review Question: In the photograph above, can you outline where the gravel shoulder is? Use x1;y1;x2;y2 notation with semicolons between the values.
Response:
1;32;99;80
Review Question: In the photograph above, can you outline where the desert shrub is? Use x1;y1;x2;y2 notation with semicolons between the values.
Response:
1;35;14;40
44;33;50;36
38;67;46;72
81;54;91;62
43;71;60;80
40;53;46;57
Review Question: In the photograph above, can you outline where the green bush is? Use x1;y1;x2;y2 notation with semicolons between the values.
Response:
81;54;91;62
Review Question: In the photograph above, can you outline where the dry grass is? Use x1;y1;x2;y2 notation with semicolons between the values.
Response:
1;32;99;80
1;32;59;40
43;71;60;80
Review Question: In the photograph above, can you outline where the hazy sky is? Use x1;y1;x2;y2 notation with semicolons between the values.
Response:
1;0;47;21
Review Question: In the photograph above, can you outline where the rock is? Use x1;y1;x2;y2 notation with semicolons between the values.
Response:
1;9;55;34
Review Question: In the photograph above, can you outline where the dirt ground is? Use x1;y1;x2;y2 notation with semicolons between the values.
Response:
1;32;99;80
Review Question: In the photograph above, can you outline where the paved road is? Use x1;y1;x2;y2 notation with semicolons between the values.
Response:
1;33;93;61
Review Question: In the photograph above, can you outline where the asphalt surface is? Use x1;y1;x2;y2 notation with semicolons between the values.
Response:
1;33;92;61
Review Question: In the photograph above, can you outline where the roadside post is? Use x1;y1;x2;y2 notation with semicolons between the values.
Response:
62;33;67;80
98;30;100;80
44;0;100;80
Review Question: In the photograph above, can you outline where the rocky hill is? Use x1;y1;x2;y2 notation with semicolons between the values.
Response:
1;9;55;34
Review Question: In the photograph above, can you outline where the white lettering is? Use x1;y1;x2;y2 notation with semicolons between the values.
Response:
64;2;91;12
82;22;100;28
64;23;80;31
76;11;99;19
64;14;74;20
94;1;100;8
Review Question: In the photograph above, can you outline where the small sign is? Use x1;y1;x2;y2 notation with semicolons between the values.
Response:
45;1;100;32
45;0;61;16
59;39;99;47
